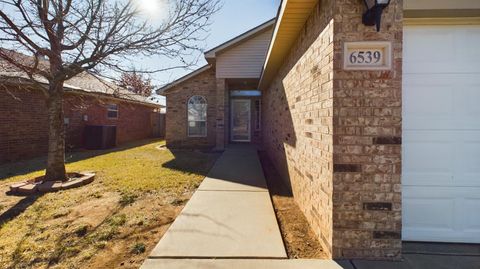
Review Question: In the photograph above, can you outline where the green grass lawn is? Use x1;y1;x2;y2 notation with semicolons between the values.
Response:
0;139;220;269
1;139;217;192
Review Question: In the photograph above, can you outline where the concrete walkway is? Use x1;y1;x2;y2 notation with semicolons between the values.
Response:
141;145;343;268
141;146;477;268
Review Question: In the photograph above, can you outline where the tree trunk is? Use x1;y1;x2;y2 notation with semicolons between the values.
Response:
45;81;67;181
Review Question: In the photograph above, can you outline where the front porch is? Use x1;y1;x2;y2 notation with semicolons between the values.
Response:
221;78;263;147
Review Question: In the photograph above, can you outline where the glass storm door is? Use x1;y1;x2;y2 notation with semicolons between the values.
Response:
230;99;251;142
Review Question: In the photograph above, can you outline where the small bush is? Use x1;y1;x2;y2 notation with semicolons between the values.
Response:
119;193;137;206
131;242;146;254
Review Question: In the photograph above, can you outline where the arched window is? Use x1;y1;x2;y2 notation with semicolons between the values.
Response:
187;95;207;137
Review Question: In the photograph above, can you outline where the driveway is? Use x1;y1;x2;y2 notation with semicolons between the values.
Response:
337;242;480;269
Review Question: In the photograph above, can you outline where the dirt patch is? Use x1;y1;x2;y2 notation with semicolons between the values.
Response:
0;140;220;269
84;192;189;269
0;182;193;269
258;151;327;259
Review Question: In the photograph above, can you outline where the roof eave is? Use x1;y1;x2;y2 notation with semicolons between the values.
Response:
203;18;276;60
258;0;319;90
0;76;161;108
156;65;212;95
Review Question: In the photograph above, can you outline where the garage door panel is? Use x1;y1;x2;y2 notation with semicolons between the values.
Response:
403;80;453;129
460;137;480;185
403;187;480;243
465;199;480;232
455;28;480;63
465;86;480;119
404;26;480;74
404;74;480;130
403;24;480;243
403;27;456;72
404;130;480;187
403;194;455;230
403;134;454;186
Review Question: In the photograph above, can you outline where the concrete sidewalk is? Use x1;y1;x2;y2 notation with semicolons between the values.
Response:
141;145;343;268
337;242;480;269
141;146;478;268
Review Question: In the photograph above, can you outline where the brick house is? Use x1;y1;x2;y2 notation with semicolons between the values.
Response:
159;0;480;260
0;54;163;163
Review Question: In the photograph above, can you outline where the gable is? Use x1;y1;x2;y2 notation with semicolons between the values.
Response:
215;28;273;79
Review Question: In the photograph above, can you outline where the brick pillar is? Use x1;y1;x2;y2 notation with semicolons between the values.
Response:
331;0;403;260
214;78;226;151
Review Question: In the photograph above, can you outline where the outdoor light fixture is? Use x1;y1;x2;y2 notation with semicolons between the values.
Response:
362;0;391;32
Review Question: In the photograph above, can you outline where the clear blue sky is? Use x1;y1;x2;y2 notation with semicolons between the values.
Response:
143;0;280;87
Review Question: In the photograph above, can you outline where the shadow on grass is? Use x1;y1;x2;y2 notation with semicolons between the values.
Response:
161;149;221;177
0;194;43;226
0;138;164;181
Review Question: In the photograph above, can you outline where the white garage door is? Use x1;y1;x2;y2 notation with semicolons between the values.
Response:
402;24;480;243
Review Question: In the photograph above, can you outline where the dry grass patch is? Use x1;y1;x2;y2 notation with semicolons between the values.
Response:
0;139;220;269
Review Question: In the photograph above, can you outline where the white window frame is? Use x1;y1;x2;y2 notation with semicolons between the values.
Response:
107;104;118;119
187;95;207;137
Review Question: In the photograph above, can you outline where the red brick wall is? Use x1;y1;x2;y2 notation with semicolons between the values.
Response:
68;95;156;145
0;85;49;162
0;84;157;163
262;0;335;258
262;0;403;260
331;0;403;260
164;68;218;149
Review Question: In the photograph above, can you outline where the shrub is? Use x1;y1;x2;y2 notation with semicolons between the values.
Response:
131;242;146;254
119;193;137;206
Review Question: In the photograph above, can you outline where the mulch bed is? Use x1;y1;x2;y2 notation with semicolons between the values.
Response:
258;150;327;259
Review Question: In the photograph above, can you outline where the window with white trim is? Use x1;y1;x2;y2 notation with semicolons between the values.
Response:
187;96;207;137
107;104;118;119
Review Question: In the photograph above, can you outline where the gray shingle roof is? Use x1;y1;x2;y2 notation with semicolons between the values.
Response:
0;50;162;107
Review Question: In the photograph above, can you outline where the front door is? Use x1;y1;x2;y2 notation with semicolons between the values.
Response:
230;99;251;142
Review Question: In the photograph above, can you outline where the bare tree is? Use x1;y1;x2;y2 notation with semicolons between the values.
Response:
0;0;220;181
119;71;153;97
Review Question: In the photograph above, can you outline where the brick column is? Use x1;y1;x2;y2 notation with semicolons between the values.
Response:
214;78;226;151
331;0;403;260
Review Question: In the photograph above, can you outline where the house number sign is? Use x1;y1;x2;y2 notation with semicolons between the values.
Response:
343;41;392;70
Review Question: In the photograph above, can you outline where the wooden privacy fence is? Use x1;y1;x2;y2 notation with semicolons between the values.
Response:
151;112;166;138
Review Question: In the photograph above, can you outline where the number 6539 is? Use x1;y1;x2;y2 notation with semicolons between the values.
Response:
349;50;381;64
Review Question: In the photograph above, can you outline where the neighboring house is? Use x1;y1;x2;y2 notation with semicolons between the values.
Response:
159;0;480;260
0;52;163;163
